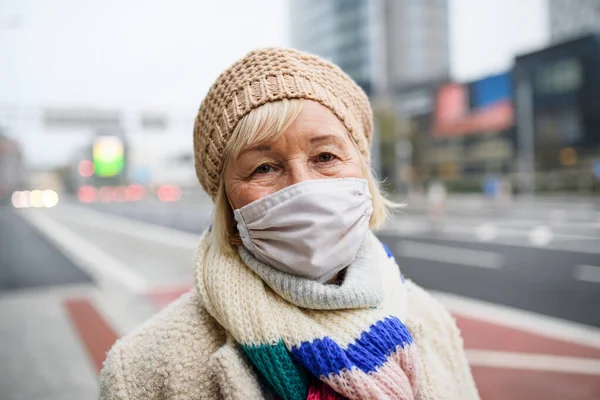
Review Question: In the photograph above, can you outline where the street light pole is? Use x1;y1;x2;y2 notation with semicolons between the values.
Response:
516;78;535;195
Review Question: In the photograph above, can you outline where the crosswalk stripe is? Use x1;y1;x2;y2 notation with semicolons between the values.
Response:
573;264;600;284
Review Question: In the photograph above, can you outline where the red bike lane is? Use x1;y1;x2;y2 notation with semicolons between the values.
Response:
67;285;600;399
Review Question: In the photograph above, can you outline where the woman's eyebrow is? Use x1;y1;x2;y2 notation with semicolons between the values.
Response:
309;134;345;145
239;144;271;156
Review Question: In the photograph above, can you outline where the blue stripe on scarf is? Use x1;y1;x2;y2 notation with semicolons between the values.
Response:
382;243;394;259
290;316;413;377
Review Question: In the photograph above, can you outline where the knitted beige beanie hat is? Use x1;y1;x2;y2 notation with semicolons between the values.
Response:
193;47;374;199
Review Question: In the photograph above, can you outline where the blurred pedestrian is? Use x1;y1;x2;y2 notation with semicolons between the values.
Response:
100;48;479;400
427;180;447;232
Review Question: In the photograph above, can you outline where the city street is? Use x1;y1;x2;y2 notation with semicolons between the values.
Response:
1;197;600;399
3;1;600;399
84;195;600;327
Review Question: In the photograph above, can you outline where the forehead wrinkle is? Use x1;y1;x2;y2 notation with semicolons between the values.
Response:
309;133;347;146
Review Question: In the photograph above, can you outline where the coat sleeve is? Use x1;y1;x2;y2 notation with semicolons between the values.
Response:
445;315;481;399
99;345;131;400
406;282;480;400
97;292;227;400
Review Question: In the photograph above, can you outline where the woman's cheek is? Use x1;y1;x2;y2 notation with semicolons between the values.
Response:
227;182;271;209
326;159;363;179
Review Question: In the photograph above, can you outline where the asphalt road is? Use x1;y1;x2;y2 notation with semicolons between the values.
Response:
82;198;600;327
2;199;599;400
3;198;599;328
0;206;92;290
378;233;600;327
88;199;212;234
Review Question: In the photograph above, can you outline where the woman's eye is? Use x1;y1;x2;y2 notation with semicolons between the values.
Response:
254;164;273;174
317;153;335;163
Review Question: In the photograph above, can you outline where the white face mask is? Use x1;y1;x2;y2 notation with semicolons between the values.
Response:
233;178;373;283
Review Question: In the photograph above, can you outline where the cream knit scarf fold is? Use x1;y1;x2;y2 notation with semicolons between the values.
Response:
194;231;420;400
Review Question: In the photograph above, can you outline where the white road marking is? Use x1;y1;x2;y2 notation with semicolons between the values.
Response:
432;290;600;349
380;219;600;254
384;219;598;240
528;225;553;246
475;223;498;242
396;240;503;269
573;264;600;284
53;204;199;250
19;210;149;293
466;350;600;375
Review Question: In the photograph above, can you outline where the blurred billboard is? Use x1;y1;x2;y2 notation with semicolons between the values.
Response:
92;136;125;178
471;73;514;108
433;73;514;138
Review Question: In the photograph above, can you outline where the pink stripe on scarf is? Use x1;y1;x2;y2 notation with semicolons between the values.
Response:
321;345;418;400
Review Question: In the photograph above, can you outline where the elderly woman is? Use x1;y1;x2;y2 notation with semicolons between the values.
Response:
100;48;479;400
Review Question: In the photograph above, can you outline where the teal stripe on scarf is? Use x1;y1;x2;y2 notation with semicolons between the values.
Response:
242;340;310;400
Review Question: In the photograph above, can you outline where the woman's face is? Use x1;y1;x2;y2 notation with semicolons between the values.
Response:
224;101;364;210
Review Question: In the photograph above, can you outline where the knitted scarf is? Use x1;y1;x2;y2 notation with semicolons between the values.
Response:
194;231;419;400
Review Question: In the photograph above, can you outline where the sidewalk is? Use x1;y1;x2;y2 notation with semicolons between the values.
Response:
0;281;159;400
4;284;600;399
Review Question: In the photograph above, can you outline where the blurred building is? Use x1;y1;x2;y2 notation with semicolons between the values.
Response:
547;0;600;43
404;72;516;191
0;132;27;202
384;0;450;91
398;32;600;194
514;33;600;192
289;0;450;96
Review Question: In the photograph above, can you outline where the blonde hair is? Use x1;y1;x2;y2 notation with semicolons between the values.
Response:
210;99;399;253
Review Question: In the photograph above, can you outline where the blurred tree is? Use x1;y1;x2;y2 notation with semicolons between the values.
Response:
373;103;397;192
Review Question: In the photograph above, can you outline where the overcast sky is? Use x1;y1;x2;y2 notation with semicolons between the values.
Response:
0;0;288;114
450;0;548;80
0;0;549;111
0;0;549;166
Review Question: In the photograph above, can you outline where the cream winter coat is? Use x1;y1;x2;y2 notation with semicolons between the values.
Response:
99;281;479;399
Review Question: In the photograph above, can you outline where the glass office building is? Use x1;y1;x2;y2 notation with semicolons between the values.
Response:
289;0;450;96
547;0;600;43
